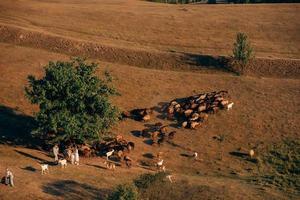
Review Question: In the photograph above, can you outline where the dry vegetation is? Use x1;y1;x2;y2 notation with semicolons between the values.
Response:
0;0;299;199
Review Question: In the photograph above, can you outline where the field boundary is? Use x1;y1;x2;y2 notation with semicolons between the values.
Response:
0;24;299;79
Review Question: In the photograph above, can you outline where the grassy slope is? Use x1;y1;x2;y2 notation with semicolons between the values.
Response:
0;43;299;199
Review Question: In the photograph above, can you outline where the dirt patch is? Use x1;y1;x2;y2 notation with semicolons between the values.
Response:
1;24;299;78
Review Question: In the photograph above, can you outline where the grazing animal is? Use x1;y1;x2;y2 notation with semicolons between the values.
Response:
182;121;188;128
184;109;193;117
166;175;173;183
198;105;206;112
127;142;135;150
156;159;164;169
159;126;168;135
117;150;123;159
167;106;174;115
158;136;166;146
190;121;200;129
41;164;49;175
143;114;151;122
124;156;132;168
249;149;255;158
58;159;67;168
227;102;234;110
155;122;163;127
104;161;116;170
168;131;176;140
106;149;115;160
157;152;163;160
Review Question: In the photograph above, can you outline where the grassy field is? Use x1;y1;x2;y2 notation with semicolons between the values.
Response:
0;0;299;59
0;0;299;199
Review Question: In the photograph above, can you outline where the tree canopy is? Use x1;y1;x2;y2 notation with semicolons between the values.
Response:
25;58;120;144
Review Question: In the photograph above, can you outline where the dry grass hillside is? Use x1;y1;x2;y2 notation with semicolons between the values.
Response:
0;0;299;199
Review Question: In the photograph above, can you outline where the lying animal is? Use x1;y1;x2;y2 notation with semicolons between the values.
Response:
41;164;49;175
104;161;116;170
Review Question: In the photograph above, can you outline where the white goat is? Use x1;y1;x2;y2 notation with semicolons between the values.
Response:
106;149;114;160
41;164;49;175
227;102;234;110
58;159;67;168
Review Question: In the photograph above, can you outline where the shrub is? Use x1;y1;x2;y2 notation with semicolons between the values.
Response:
134;172;166;189
232;32;254;67
107;183;138;200
25;58;120;144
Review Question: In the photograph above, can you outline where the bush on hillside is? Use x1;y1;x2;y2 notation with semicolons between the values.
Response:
231;32;254;74
107;183;138;200
25;58;120;144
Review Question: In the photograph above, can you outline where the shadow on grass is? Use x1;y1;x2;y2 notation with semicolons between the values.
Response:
85;163;107;170
21;166;37;172
0;105;41;148
182;53;231;72
15;149;55;165
42;180;110;200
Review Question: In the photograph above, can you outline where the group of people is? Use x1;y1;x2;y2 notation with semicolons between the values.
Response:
53;144;80;165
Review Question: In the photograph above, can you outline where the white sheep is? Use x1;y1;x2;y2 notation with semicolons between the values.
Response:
106;149;115;160
58;159;67;168
41;164;49;175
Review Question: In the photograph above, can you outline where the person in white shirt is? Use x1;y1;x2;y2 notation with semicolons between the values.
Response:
5;169;14;187
74;146;79;165
53;144;59;163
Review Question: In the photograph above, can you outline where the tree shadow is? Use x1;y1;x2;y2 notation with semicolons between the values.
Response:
0;105;41;148
21;166;37;172
15;149;55;165
181;53;231;72
42;180;110;200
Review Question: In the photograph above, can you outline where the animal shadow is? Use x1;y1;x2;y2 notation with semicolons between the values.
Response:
21;166;37;172
143;139;153;146
85;164;107;170
130;130;141;138
143;153;154;159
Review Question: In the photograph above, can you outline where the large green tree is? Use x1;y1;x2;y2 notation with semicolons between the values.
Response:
25;58;119;144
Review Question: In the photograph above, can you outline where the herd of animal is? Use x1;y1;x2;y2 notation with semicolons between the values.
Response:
3;91;257;188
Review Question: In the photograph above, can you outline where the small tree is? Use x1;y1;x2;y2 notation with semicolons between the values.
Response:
25;58;120;144
107;183;138;200
232;32;253;67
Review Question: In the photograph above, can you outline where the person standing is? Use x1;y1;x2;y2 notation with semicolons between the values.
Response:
53;144;59;163
74;146;79;165
5;169;14;187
